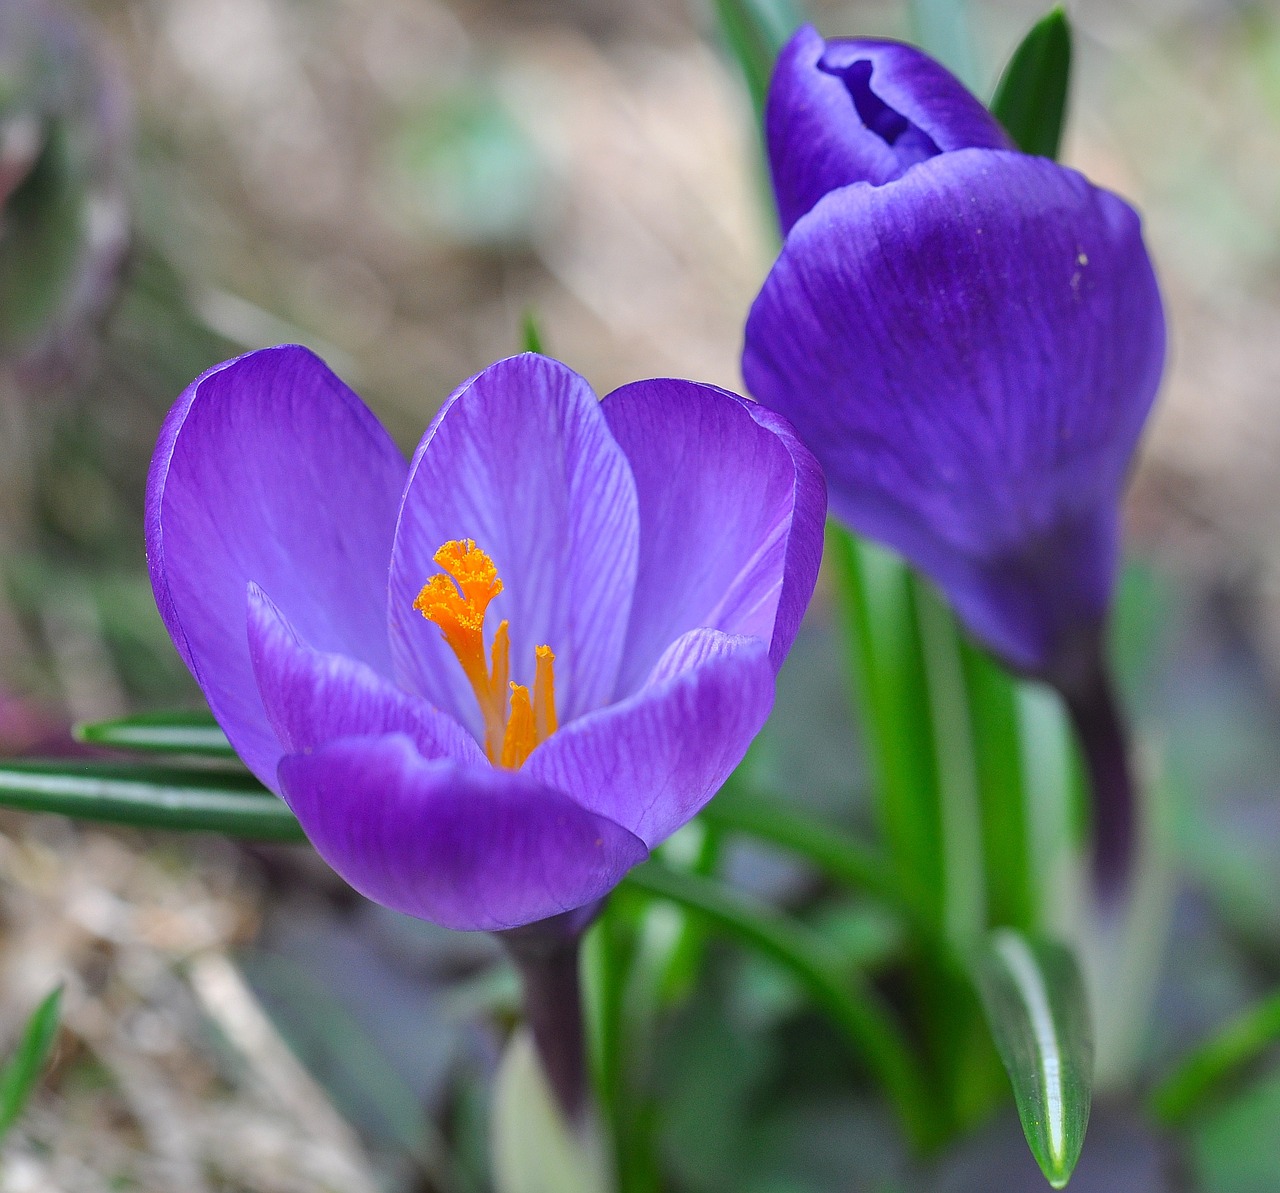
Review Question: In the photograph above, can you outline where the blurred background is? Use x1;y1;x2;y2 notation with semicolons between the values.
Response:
0;0;1279;1189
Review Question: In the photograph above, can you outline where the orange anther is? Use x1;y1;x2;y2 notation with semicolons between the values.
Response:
414;541;559;768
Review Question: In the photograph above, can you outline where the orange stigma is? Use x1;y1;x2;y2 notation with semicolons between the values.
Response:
413;539;559;767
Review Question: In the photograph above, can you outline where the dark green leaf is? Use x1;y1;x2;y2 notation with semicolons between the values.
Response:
990;8;1072;160
0;759;304;841
971;930;1093;1188
0;986;62;1144
75;709;237;759
1151;988;1280;1125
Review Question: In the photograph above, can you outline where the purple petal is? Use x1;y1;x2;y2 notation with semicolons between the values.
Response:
767;26;1011;233
247;584;484;776
743;150;1166;675
278;735;648;931
527;630;774;847
146;346;406;785
389;354;639;732
602;379;825;691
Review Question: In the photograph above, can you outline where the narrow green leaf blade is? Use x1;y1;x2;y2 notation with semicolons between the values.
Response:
828;527;944;928
971;929;1093;1187
711;0;803;120
520;309;545;355
1150;988;1280;1125
0;760;305;841
990;8;1072;160
0;986;62;1144
75;709;237;759
623;861;941;1149
699;785;904;910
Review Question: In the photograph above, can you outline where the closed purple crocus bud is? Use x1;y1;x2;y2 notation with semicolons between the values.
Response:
147;348;824;934
766;25;1012;235
743;28;1166;899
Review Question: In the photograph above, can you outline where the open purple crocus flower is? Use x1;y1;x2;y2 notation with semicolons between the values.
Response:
147;347;824;934
744;25;1165;689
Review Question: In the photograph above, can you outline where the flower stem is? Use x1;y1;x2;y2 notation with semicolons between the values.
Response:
1058;637;1136;907
500;923;590;1123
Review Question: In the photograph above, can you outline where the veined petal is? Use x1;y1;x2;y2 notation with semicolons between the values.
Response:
247;584;484;777
743;150;1166;673
146;346;406;785
602;379;825;691
278;735;648;931
389;354;639;732
527;630;774;848
767;26;1010;233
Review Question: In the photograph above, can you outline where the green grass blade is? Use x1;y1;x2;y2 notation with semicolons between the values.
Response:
1150;989;1280;1125
710;0;803;120
913;580;986;948
699;786;906;911
75;709;237;759
971;929;1093;1188
960;641;1035;931
0;986;63;1145
521;309;545;355
990;8;1072;159
0;759;305;841
623;860;941;1150
828;527;943;928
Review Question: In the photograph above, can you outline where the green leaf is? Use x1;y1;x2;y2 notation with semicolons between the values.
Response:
913;581;986;947
828;528;943;929
75;709;238;759
990;8;1072;160
710;0;803;120
0;986;62;1145
0;759;305;841
521;309;545;355
1188;1064;1280;1193
622;861;942;1149
699;785;908;914
1150;988;1280;1125
960;640;1035;931
970;929;1093;1188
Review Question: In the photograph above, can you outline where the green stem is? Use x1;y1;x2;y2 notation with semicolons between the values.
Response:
622;862;943;1150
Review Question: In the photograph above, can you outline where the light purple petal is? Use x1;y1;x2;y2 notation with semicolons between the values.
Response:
146;345;406;785
388;354;639;733
743;150;1166;675
247;584;484;778
767;26;1010;233
526;630;774;848
278;735;648;931
602;379;825;691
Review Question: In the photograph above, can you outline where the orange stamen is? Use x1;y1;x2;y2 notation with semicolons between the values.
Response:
500;684;538;769
534;646;557;741
414;539;560;768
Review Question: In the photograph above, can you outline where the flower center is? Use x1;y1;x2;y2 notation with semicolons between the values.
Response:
413;539;558;768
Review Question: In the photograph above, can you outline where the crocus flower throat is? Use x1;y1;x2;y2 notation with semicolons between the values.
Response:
413;538;557;769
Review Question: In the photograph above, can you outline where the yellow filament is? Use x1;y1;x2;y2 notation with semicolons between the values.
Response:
414;539;559;768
